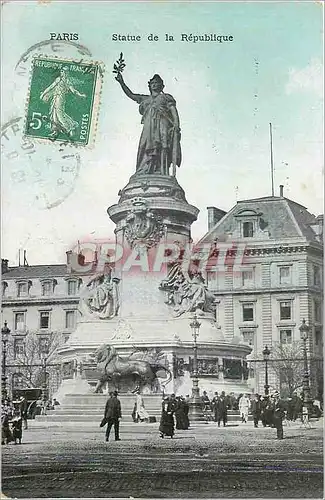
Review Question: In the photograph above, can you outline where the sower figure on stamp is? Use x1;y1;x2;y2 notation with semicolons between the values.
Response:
103;391;122;442
40;67;86;139
115;71;181;176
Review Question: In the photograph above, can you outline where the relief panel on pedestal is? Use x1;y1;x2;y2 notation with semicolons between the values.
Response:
123;198;165;249
159;263;217;317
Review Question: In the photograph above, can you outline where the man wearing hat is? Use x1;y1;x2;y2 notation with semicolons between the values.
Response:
18;396;28;430
103;391;122;442
251;394;261;428
270;391;285;439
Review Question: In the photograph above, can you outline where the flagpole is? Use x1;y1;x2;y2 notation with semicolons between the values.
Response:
269;122;275;196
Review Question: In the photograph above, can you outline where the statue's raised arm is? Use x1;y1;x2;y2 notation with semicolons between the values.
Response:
115;64;181;176
115;73;146;104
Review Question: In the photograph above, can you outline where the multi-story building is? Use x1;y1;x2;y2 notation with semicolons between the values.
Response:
199;187;323;397
1;256;84;398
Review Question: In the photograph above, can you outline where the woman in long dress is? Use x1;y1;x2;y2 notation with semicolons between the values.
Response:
115;72;181;176
175;396;189;430
40;68;86;138
134;391;150;422
239;394;250;423
1;400;13;445
159;397;175;438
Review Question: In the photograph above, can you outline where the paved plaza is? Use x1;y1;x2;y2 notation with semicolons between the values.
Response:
2;419;323;498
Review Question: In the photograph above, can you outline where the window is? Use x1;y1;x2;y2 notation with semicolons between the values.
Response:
280;329;292;344
243;221;254;238
14;312;25;331
242;270;254;286
14;338;25;358
315;329;322;347
313;265;321;286
65;310;76;329
41;281;52;296
12;373;24;390
242;330;254;346
17;282;28;297
40;311;50;329
67;280;77;296
314;301;322;323
279;266;291;285
2;282;8;297
279;301;291;320
242;303;254;322
39;337;50;355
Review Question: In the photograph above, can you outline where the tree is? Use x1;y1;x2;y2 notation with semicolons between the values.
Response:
8;330;64;389
270;342;305;397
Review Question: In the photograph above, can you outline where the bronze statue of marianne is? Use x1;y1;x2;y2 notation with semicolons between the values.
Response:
115;72;181;176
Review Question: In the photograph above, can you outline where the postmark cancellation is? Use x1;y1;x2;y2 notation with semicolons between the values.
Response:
24;56;104;146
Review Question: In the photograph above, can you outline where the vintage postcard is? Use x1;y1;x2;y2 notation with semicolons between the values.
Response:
1;1;323;499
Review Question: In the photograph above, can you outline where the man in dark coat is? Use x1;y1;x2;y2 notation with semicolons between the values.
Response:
269;392;286;439
251;394;261;428
104;391;122;442
260;396;270;427
217;391;228;427
291;393;303;421
19;396;28;430
211;392;219;422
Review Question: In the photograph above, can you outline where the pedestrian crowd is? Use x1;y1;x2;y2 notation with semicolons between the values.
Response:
159;394;190;438
198;390;323;439
1;396;61;445
100;389;323;443
1;397;28;445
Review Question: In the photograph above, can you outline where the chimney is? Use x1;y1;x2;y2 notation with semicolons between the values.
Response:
279;185;284;197
23;250;29;267
66;250;87;273
207;206;227;231
1;259;9;274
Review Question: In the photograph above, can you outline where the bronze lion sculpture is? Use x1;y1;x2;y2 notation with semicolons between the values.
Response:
94;344;172;393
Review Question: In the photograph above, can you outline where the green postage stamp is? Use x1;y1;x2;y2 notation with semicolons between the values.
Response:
24;56;103;145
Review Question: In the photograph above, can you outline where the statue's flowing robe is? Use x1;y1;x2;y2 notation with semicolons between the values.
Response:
136;93;181;174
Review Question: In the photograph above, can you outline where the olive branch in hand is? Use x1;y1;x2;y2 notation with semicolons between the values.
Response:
113;53;126;75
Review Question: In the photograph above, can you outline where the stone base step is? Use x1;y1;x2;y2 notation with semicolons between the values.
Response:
37;393;253;425
35;413;251;423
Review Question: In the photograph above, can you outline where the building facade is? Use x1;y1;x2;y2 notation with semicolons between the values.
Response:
200;191;323;398
1;258;83;398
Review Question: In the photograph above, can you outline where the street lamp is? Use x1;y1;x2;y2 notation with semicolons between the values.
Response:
41;354;48;414
188;313;204;421
1;321;10;401
262;345;271;396
299;319;311;424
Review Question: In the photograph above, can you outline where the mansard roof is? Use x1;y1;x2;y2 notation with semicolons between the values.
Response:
2;264;69;279
200;196;323;245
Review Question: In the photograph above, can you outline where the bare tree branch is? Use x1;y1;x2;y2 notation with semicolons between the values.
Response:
7;331;64;389
270;342;305;396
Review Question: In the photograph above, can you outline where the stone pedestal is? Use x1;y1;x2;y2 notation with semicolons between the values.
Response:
56;173;251;399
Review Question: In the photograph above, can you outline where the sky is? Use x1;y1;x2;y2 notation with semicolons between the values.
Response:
1;1;323;266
